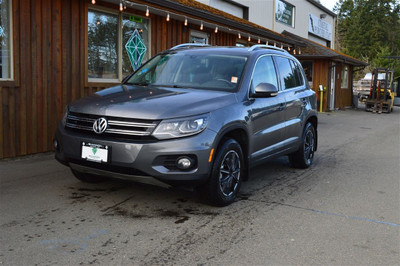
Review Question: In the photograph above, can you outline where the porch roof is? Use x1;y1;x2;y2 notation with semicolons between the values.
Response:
282;31;368;67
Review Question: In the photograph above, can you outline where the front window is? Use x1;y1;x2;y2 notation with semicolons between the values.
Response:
126;52;247;92
0;0;12;79
88;9;150;82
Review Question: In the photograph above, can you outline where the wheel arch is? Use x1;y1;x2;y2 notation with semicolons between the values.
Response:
212;125;250;180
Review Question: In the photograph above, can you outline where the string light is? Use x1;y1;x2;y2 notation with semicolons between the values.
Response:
119;1;123;11
120;1;297;50
91;0;96;4
299;48;301;55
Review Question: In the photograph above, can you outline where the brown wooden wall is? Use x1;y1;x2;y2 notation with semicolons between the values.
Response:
0;0;238;159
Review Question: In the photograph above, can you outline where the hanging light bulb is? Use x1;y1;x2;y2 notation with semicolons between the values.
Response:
274;42;276;47
214;26;218;33
294;49;296;55
166;13;170;22
200;21;203;30
119;1;123;11
299;48;302;55
146;6;149;17
258;38;261;44
288;46;291;51
281;43;283;49
184;17;188;26
266;41;269;45
238;33;241;39
248;35;251;42
91;0;96;4
123;0;126;9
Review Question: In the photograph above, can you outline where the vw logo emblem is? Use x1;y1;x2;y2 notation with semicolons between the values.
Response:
93;117;108;134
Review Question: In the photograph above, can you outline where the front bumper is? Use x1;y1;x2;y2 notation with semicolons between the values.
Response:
54;123;216;186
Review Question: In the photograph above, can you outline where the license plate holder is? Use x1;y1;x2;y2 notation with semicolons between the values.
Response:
81;142;110;163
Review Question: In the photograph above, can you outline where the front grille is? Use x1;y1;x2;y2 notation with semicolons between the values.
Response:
66;112;159;140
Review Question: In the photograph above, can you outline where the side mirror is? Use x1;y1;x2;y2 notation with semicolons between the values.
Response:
253;83;278;98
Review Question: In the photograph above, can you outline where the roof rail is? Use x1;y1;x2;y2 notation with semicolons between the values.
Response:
248;44;288;53
170;43;211;50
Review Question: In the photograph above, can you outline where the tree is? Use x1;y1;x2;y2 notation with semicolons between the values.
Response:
334;0;400;77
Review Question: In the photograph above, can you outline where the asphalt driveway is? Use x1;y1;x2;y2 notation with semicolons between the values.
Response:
1;108;399;265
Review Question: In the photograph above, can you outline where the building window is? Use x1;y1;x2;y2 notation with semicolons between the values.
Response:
341;65;349;89
0;0;12;80
275;0;295;28
88;8;150;82
301;60;313;86
190;30;208;44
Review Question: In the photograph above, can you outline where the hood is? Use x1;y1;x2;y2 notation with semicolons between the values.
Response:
69;85;237;120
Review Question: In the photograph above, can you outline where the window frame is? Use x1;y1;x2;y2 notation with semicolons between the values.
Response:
86;6;151;86
0;0;14;82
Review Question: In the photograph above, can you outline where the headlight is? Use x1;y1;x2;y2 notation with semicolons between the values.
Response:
61;105;69;127
152;114;210;140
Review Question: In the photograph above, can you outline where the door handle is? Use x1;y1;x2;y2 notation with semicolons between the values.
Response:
279;103;285;110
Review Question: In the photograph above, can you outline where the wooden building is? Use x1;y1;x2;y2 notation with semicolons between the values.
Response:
283;31;368;112
0;0;305;159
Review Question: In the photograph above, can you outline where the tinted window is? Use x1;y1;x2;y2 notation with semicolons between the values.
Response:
274;56;302;90
291;60;304;87
251;56;278;91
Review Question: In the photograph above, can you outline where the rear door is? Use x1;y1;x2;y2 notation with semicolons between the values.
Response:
249;55;287;163
273;56;308;147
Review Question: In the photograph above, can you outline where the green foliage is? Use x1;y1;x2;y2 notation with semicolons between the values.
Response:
334;0;400;77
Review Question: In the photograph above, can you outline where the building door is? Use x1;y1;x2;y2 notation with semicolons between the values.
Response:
329;63;336;111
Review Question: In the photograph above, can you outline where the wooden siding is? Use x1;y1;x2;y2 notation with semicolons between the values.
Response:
311;59;330;112
0;0;238;159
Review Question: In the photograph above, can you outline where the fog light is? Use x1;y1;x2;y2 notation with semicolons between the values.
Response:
176;157;192;170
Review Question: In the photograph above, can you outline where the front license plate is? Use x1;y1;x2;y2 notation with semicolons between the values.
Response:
81;142;109;163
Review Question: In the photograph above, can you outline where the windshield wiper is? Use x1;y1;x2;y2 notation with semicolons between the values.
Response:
154;84;186;88
125;82;150;86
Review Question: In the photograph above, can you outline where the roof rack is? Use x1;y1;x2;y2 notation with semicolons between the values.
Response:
248;44;288;53
170;43;211;50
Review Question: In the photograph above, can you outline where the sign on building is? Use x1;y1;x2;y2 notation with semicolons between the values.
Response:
308;13;332;41
275;0;294;27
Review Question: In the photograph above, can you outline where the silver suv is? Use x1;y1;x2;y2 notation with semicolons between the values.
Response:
55;44;317;206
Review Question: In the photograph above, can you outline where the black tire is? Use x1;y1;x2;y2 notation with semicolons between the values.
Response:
201;139;244;206
289;122;316;169
71;169;107;183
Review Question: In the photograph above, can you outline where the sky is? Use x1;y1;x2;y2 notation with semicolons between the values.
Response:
318;0;338;12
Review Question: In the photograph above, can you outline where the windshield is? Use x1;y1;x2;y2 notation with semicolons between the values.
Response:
126;52;248;91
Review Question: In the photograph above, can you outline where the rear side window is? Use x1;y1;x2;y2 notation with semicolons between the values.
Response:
274;56;304;90
251;56;278;91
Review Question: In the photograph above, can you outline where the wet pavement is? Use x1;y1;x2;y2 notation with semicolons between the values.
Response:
1;108;399;265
